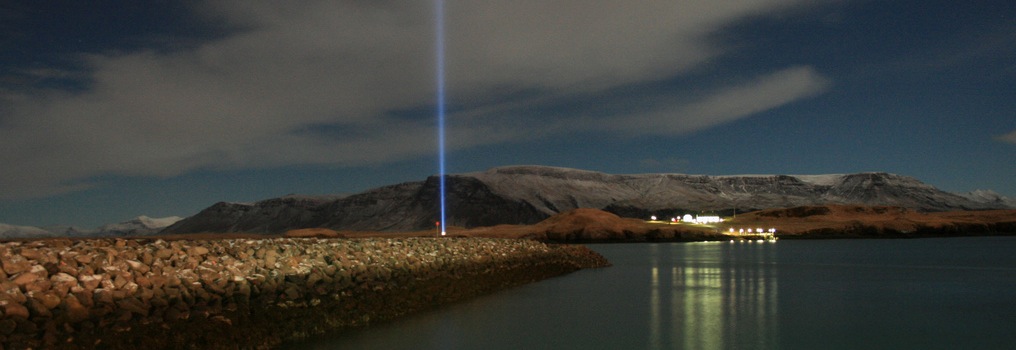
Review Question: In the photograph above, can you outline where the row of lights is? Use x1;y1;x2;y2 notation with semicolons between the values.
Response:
729;239;775;243
728;228;777;234
645;216;777;238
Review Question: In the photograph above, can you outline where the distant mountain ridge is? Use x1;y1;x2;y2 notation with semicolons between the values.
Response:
0;215;183;239
94;215;185;236
161;165;1013;234
0;223;56;239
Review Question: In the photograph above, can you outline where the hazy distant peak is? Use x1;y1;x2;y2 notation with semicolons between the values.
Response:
0;222;55;239
135;215;184;228
93;215;185;237
964;190;1013;206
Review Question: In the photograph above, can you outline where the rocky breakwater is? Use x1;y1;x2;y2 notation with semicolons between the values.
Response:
0;237;609;349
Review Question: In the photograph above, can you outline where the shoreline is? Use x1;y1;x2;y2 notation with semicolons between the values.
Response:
0;237;608;349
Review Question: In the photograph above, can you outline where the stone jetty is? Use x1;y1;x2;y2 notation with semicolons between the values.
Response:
0;237;609;349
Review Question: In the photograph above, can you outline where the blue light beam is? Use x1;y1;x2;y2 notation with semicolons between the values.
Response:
436;0;447;236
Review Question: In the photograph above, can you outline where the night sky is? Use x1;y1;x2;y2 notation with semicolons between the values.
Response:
1;1;1014;228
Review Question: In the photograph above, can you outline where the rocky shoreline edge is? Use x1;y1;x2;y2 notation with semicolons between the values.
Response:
0;237;610;349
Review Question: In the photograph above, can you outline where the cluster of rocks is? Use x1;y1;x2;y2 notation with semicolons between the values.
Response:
0;237;608;349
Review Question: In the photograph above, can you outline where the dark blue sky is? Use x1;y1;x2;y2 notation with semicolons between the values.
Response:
1;1;1014;228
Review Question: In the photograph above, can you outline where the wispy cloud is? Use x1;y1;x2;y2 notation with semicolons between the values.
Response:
586;66;830;136
0;0;832;199
997;130;1016;144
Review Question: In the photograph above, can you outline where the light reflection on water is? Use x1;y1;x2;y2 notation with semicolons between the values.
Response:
646;242;778;349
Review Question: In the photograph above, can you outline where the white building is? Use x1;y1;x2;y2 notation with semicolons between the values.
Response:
682;215;723;224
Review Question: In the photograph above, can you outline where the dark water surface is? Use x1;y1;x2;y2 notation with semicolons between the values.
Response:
283;237;1016;349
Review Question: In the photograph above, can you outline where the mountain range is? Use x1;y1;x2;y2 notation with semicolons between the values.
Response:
4;166;1011;238
160;166;1013;235
0;215;183;239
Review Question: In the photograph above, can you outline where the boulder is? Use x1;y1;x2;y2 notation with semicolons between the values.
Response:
3;255;32;275
32;291;62;310
19;248;44;261
50;272;78;297
135;275;152;289
116;297;149;316
0;281;27;303
112;275;128;290
92;288;114;305
63;294;89;322
126;260;149;274
29;264;49;279
74;254;93;265
13;272;44;292
189;246;210;256
3;301;30;319
79;274;103;291
154;248;175;260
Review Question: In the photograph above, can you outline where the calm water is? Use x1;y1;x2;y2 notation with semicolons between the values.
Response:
284;237;1016;349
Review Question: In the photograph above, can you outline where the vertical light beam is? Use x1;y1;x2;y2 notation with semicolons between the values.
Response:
436;0;447;236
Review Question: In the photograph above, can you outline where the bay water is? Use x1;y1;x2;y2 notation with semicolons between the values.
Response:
284;237;1016;349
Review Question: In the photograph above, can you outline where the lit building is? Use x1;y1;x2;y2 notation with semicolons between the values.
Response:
682;215;724;224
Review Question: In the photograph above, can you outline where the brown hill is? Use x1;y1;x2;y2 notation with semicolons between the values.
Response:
458;208;719;242
95;206;1016;243
731;205;1016;238
531;209;647;241
457;206;1016;241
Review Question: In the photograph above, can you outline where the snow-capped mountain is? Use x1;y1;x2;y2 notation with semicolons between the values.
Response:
95;215;184;236
0;215;184;240
962;190;1015;208
0;223;57;239
162;165;1013;234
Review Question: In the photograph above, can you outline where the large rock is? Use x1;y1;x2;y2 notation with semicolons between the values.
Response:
2;256;32;275
12;272;40;287
63;294;89;322
2;302;29;319
0;281;26;303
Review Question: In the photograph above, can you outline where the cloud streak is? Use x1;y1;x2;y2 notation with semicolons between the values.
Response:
579;66;831;136
997;130;1016;144
0;0;832;200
